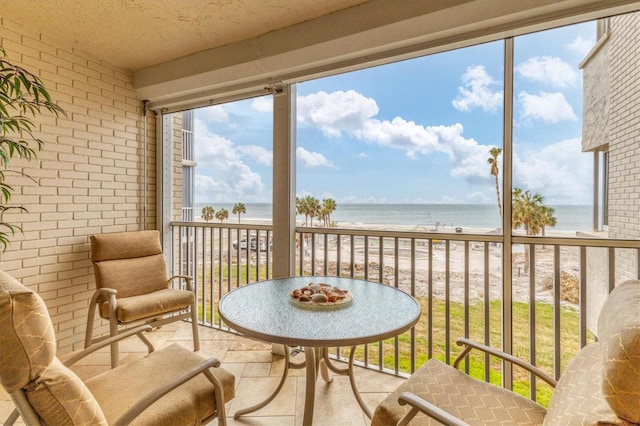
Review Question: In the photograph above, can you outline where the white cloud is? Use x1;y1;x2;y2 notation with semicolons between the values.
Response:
518;91;577;123
194;121;265;201
251;97;272;112
297;90;379;137
237;145;273;165
514;138;591;204
452;65;503;113
357;152;368;158
566;36;593;57
296;147;335;168
516;56;579;88
200;105;229;122
298;90;497;184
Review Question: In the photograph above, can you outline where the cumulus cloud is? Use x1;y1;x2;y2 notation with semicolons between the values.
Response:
194;120;265;201
516;56;579;88
566;36;593;57
199;104;229;122
297;90;379;137
514;138;591;204
251;97;272;112
518;91;577;123
237;145;273;165
298;90;496;184
296;147;335;168
452;65;503;113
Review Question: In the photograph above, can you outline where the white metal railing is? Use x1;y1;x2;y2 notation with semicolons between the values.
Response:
170;221;639;405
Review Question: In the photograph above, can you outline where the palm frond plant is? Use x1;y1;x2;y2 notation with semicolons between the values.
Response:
0;47;65;251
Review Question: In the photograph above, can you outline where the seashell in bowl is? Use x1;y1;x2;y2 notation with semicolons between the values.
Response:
311;293;328;303
309;283;322;292
299;295;312;302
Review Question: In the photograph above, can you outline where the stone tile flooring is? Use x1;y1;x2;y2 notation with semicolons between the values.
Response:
1;321;405;425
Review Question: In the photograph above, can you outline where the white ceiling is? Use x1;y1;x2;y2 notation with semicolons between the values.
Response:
0;0;370;71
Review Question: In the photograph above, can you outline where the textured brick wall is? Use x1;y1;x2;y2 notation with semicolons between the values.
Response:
0;19;157;353
608;13;640;281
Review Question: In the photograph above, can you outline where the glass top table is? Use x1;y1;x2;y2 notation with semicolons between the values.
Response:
218;276;421;425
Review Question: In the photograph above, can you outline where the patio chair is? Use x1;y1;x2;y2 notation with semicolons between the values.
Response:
372;279;640;425
85;230;199;367
0;270;235;426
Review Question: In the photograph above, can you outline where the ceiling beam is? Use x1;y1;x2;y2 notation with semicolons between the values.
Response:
136;0;640;112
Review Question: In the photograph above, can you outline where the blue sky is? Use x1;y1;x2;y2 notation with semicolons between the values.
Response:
194;21;596;205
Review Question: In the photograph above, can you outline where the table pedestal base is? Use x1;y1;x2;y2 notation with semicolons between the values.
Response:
233;345;371;425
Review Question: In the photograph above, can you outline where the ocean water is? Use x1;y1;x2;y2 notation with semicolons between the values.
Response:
194;203;592;231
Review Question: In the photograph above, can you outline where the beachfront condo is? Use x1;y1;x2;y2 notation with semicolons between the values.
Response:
1;1;639;424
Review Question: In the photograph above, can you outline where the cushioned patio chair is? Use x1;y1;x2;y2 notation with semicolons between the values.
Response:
372;279;640;425
0;270;235;426
85;230;199;367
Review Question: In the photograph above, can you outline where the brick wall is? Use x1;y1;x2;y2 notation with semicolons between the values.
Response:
0;19;157;353
607;13;640;281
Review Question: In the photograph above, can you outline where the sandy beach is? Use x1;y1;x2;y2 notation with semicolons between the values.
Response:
198;218;584;306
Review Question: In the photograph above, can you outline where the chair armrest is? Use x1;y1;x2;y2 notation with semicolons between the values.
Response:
398;392;470;426
167;274;194;291
63;325;154;367
112;357;222;426
454;338;557;387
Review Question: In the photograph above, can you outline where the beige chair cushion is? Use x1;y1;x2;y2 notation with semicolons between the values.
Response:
597;279;640;423
94;254;169;297
544;343;624;425
27;358;108;425
91;230;162;262
85;343;235;425
371;358;547;426
0;270;56;392
0;271;108;424
99;288;195;322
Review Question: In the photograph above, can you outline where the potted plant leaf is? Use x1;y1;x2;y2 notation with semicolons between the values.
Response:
0;47;65;251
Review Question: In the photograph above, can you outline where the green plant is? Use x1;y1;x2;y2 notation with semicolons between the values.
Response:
0;47;65;250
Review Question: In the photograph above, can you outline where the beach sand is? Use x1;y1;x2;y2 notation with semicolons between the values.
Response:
197;219;584;305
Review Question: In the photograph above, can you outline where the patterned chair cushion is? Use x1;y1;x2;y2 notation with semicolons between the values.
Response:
93;254;168;297
27;358;108;425
90;230;162;262
85;343;235;425
0;270;56;392
0;271;108;424
544;343;623;425
371;358;547;425
99;288;195;322
597;280;640;423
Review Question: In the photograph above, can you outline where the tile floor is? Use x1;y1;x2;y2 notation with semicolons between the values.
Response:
1;321;405;425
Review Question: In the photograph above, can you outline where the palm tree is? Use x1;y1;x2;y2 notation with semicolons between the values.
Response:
201;206;214;222
512;188;555;273
305;196;320;227
232;203;246;223
540;205;557;237
321;198;337;227
215;208;229;223
488;147;503;221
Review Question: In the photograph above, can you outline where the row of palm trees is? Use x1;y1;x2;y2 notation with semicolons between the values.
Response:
488;148;558;273
201;203;246;223
296;195;337;227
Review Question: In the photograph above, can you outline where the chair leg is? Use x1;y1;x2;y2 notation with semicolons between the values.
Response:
109;315;119;368
191;304;200;352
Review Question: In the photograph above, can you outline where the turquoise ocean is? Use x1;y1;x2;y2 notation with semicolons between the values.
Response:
194;203;592;231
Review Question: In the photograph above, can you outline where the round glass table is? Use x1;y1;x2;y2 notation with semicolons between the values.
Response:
218;276;421;425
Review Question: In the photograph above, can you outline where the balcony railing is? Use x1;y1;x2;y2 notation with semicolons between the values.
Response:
170;221;639;406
